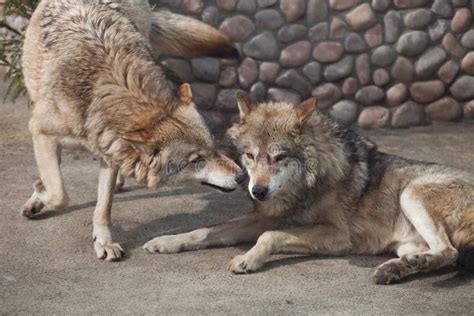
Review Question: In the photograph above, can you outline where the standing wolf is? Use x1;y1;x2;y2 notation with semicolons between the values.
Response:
144;92;474;284
21;0;242;261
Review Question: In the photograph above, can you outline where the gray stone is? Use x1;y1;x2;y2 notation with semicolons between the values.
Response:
268;88;301;104
181;0;203;13
391;101;426;128
432;0;454;18
313;42;344;63
249;82;267;102
324;56;354;81
356;53;371;85
346;4;376;31
452;0;468;7
330;0;360;10
312;83;342;109
330;17;348;39
355;85;385;106
426;97;462;121
342;77;359;95
237;0;257;14
216;89;242;112
386;83;408;107
255;9;284;30
330;101;359;126
160;0;181;8
443;33;466;58
278;24;307;43
358;106;390;129
394;0;429;9
372;0;391;12
280;0;306;22
200;110;228;129
461;52;474;75
162;58;194;83
410;80;445;103
450;76;474;100
461;30;474;49
238;57;258;88
451;8;472;33
257;0;277;7
243;31;279;60
396;31;430;56
391;57;415;82
464;100;474;119
373;69;390;86
415;47;447;79
429;19;449;41
276;69;312;97
219;66;238;87
217;0;237;11
202;7;219;26
384;10;403;43
191;83;217;109
308;23;329;42
303;62;322;84
344;33;367;53
191;58;220;83
307;0;328;23
371;45;396;67
365;24;383;47
259;62;280;83
438;60;460;84
280;41;311;68
219;16;255;42
404;9;433;29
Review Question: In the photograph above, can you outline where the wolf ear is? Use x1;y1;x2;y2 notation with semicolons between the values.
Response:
295;97;317;124
177;83;193;105
236;91;253;121
121;129;154;145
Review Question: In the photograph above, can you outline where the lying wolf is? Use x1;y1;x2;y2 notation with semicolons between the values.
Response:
21;0;241;261
144;92;474;284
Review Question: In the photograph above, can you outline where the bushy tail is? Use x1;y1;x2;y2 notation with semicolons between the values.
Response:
150;11;239;59
457;247;474;271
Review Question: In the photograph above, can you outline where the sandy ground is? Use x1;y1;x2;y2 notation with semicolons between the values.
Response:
1;84;474;314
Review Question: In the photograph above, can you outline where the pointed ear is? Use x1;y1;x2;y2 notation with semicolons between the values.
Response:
236;91;252;120
295;97;317;124
177;83;193;105
121;129;154;145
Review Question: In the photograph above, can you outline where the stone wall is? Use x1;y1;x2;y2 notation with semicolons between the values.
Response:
166;0;473;129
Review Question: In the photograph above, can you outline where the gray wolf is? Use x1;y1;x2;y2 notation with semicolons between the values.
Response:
144;92;474;284
21;0;241;261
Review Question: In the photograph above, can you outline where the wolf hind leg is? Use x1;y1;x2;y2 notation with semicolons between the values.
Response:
114;173;125;193
374;184;458;285
21;135;68;218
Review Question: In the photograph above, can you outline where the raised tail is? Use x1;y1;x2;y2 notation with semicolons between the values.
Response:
150;11;239;59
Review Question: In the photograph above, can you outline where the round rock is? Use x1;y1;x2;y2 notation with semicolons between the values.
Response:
410;80;445;103
344;33;367;53
313;42;344;63
391;101;426;128
391;57;415;83
311;83;342;109
243;31;280;60
280;41;311;68
219;16;255;42
396;31;430;56
414;47;447;79
238;57;258;88
358;106;390;129
404;9;433;29
386;83;408;107
355;85;385;106
191;58;220;83
278;24;307;43
426;97;462;121
371;45;396;67
345;4;376;31
259;62;280;83
461;52;474;75
303;62;322;84
268;88;301;104
323;56;354;81
280;0;305;22
451;8;472;33
255;9;285;30
330;101;359;126
450;76;474;100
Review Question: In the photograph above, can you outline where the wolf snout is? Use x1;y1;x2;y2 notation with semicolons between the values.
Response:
251;185;269;201
235;171;247;185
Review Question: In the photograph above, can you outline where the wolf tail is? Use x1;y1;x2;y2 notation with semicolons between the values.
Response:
150;11;239;59
457;247;474;271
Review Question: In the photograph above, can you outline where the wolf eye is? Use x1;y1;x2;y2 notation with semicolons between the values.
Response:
274;154;288;162
245;152;254;160
190;155;204;163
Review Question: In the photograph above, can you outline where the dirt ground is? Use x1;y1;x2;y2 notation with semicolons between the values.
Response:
1;82;474;314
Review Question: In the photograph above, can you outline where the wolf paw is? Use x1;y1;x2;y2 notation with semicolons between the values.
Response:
227;254;264;274
143;236;185;254
401;253;432;270
94;240;124;261
373;262;403;285
21;200;45;219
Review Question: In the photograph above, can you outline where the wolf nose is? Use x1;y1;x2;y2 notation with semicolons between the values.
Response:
235;172;247;185
252;186;269;201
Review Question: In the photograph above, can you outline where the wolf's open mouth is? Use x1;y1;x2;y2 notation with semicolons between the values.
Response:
201;182;236;193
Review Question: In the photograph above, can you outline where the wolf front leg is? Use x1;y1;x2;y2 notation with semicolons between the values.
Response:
143;213;276;254
227;225;352;274
21;133;68;218
92;159;124;261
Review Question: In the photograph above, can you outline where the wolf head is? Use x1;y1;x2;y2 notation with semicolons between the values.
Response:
227;92;319;202
115;84;242;192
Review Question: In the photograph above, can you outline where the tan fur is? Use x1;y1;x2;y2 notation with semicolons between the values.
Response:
20;0;241;261
145;94;474;284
